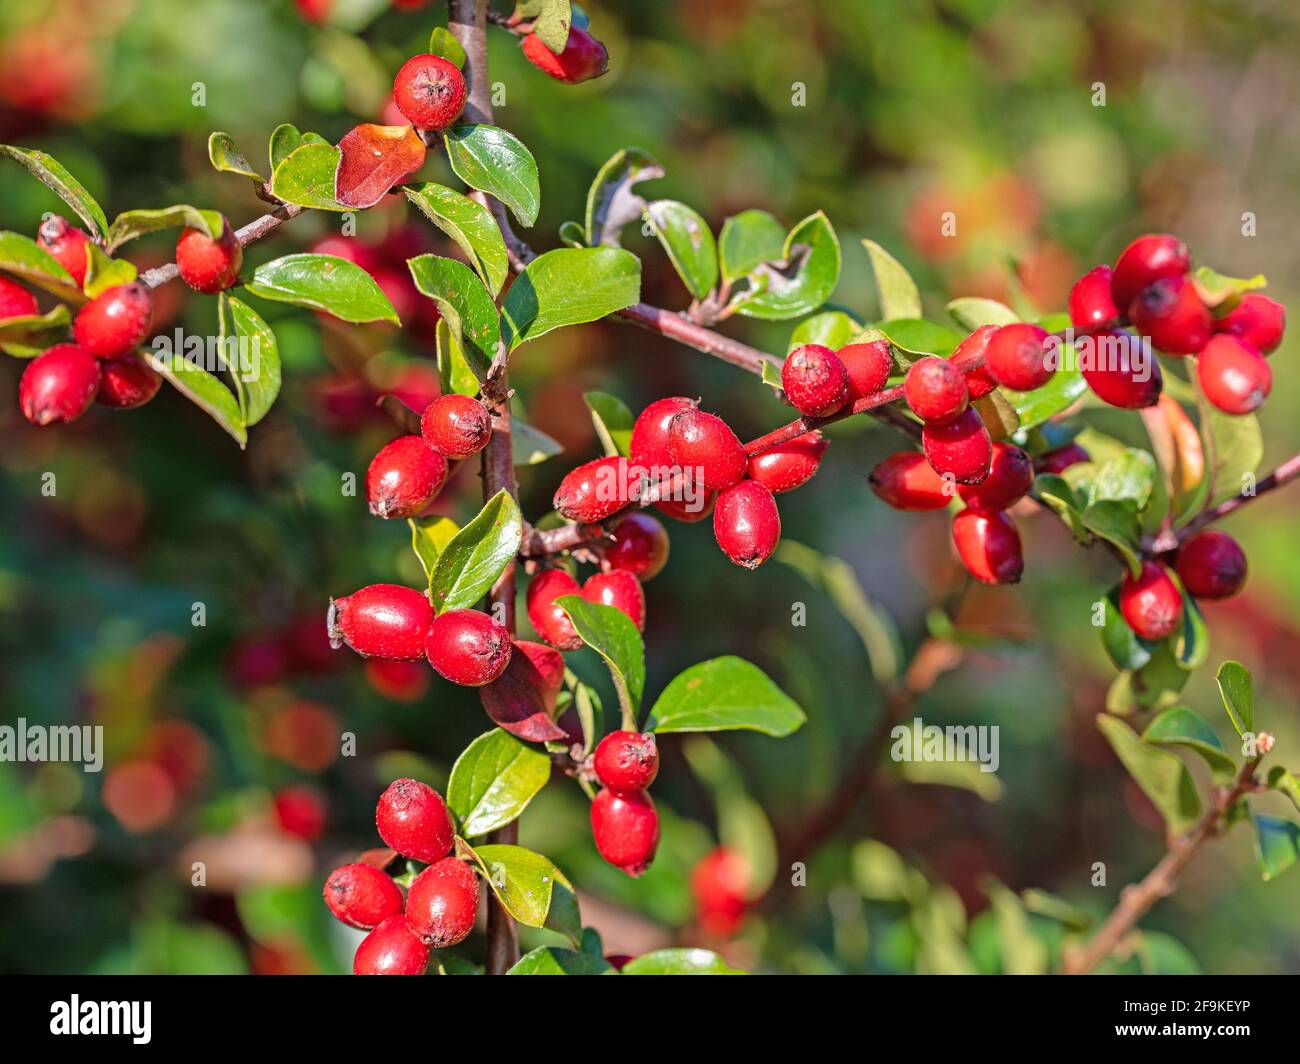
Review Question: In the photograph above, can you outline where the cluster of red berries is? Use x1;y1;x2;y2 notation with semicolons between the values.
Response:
324;778;479;975
589;730;661;876
1117;530;1248;641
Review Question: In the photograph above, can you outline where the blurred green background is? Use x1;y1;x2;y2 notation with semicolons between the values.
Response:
1;0;1298;975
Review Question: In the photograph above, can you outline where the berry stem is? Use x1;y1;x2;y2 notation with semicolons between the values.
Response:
1150;450;1300;551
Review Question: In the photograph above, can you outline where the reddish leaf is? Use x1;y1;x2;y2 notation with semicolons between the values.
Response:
336;124;427;210
479;641;568;743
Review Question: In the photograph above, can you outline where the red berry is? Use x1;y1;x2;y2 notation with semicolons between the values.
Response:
366;435;448;519
746;430;828;494
949;325;999;399
1215;293;1285;355
328;584;433;661
421;393;492;459
838;339;894;403
521;26;609;83
669;409;747;491
1130;275;1211;355
96;352;162;409
273;786;326;840
176;215;243;293
554;455;639;522
425;609;512;687
365;658;431;702
405;857;479;948
1119;562;1183;640
603;512;669;581
19;343;100;425
1111;233;1190;313
526;568;584;650
951;508;1023;585
1036;442;1090;475
582;569;646;631
353;914;429;976
324;863;404;930
869;451;953;511
0;275;38;320
593;731;659;792
73;282;153;359
591;787;659;876
782;344;848;417
922;408;991;485
393;54;467;131
1197;334;1272;415
957;442;1032;511
1175;530;1247;601
37;215;90;288
904;355;969;424
630;396;696;470
985;324;1054;392
655;492;716;523
1068;265;1120;331
713;479;781;569
1080;330;1163;409
376;778;454;863
691;847;749;937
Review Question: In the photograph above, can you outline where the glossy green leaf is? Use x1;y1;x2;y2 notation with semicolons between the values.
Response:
1193;266;1267;307
1143;706;1236;782
1081;501;1144;577
556;595;645;721
436;317;482;397
83;243;138;299
874;318;962;364
644;199;718;300
1267;766;1300;816
1215;660;1253;738
1108;641;1191;715
558;220;586;248
718;209;786;283
734;211;840;321
1252;812;1300;881
507;947;614;975
407;254;500;377
268;124;327;172
0;145;107;238
245;254;399;324
1171;581;1209;671
0;231;80;301
105;205;223;254
465;843;572;931
429;490;522;613
512;417;564;466
269;141;347;211
1004;366;1087;431
1087;448;1157;511
621;949;744;975
146;349;246;447
863;239;921;320
1203;407;1261;507
585;147;663;247
0;305;71;357
1034;473;1090;544
445;125;540;227
1097;715;1201;833
447;730;551;838
584;390;634;457
404;183;509;297
789;309;860;352
409;516;459;588
428;26;468;67
648;656;805;736
947;297;1018;330
224;296;280;426
207;133;263;182
516;0;574;53
501;247;640;350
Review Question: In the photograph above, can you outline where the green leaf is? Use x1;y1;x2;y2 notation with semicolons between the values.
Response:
984;880;1047;975
648;656;805;737
1020;889;1090;932
269;141;347;211
1202;407;1261;507
1004;365;1087;431
852;839;922;902
447;730;551;838
1096;715;1201;834
1251;812;1300;881
946;297;1018;330
863;239;921;320
244;254;399;324
1034;473;1090;544
501;247;640;350
644;200;718;300
1099;587;1153;671
556;595;645;722
146;349;246;447
0;305;71;357
874;318;962;363
974;391;1019;441
436;317;481;397
621;949;744;975
1109;641;1191;714
409;515;459;589
429;490;522;613
463;843;571;930
445;125;540;228
105;205;224;254
1086;448;1157;511
407;254;500;377
558;220;586;248
1215;661;1253;738
516;0;574;53
734;211;840;321
1080;501;1144;577
1138;932;1201;975
585;147;664;247
0;145;107;238
789;310;860;352
718;209;786;284
1143;707;1236;782
82;243;138;299
584;390;634;458
428;26;468;67
0;231;80;301
225;296;280;426
512;417;564;466
404;183;509;297
1193;266;1267;307
1171;582;1208;671
898;759;1003;802
268;124;327;172
1267;766;1300;816
207;133;263;183
507;947;615;975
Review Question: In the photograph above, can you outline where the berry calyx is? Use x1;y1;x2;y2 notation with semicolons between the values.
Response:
1175;530;1247;601
19;343;101;425
405;857;479;948
1197;334;1272;415
328;583;433;661
521;26;609;83
324;863;404;930
1130;275;1211;355
0;275;38;320
425;609;512;687
554;455;638;522
985;324;1054;392
594;731;659;792
591;787;660;877
96;353;162;409
353;914;429;976
869;451;953;511
951;508;1023;585
603;512;670;581
1215;293;1285;355
1068;265;1120;331
582;569;646;631
904;355;969;424
921;408;992;485
1118;561;1183;641
375;778;454;864
713;479;781;569
176;215;243;293
421;393;492;459
746;430;828;494
526;568;584;650
1036;442;1089;475
1080;331;1163;409
37;215;91;288
669;408;748;491
957;442;1033;511
73;282;153;359
949;325;999;399
837;339;894;403
393;54;467;131
1110;233;1190;312
366;435;448;519
782;344;849;417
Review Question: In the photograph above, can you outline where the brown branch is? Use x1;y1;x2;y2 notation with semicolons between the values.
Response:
1147;451;1300;551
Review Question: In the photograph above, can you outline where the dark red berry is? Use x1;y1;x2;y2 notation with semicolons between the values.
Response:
1068;265;1120;331
521;26;609;83
630;396;696;470
37;216;91;288
1197;334;1272;415
655;492;716;523
922;408;991;485
838;339;894;403
949;325;999;399
367;435;448;519
1131;275;1211;355
375;778;454;864
985;324;1054;392
96;352;162;409
713;479;781;569
1175;530;1247;600
1080;330;1163;409
603;512;669;581
0;275;38;320
176;215;243;293
593;731;659;792
1111;233;1190;312
1119;561;1183;641
526;568;584;650
746;430;827;494
591;787;659;877
366;658;431;702
393;54;467;130
869;451;953;511
324;863;404;930
669;408;747;491
782;344;849;417
1036;442;1090;475
904;355;969;424
73;282;153;359
354;914;429;975
421;393;492;459
19;343;100;425
582;569;645;631
328;584;433;661
554;455;639;522
425;609;512;686
957;442;1032;511
1215;293;1285;355
951;508;1023;585
405;857;479;948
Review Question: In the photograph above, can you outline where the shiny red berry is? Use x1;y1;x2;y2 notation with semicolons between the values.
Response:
393;54;467;130
593;730;659;792
37;215;91;288
521;26;609;83
1111;233;1190;312
985;324;1054;392
1215;293;1285;355
367;435;448;519
1131;275;1211;355
273;786;326;840
328;584;433;661
869;451;953;511
603;512;669;581
526;568;583;650
591;787;659;877
1080;330;1163;409
1068;265;1120;331
376;778;454;864
630;396;696;470
421;393;492;459
176;215;243;293
949;325;999;399
582;569;646;630
74;282;153;359
1175;530;1247;601
96;352;162;409
837;339;894;404
669;409;747;491
0;275;38;320
904;355;968;424
354;914;429;975
782;344;848;417
425;609;512;687
713;479;781;569
922;408;991;485
951;508;1023;585
957;442;1032;511
324;863;404;930
554;455;638;522
746;430;828;494
1197;334;1272;415
1036;442;1090;475
405;857;479;948
19;343;100;425
1119;561;1183;641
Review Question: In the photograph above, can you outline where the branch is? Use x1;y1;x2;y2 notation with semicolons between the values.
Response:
138;200;306;289
1150;451;1300;550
